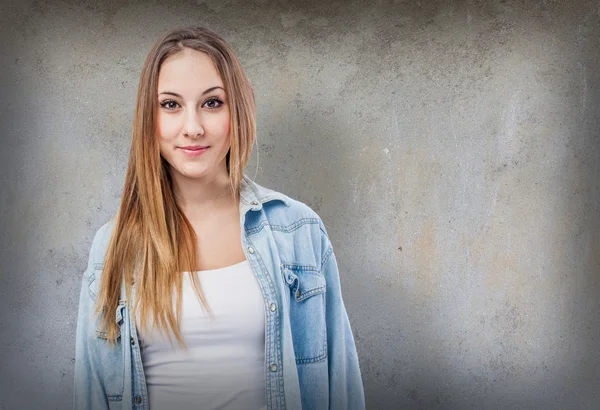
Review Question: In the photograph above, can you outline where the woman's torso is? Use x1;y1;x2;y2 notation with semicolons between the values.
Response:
137;260;267;410
139;196;263;409
74;175;365;410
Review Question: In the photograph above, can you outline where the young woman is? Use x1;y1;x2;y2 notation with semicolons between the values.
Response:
74;26;364;410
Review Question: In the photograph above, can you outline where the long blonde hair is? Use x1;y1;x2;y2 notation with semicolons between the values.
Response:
94;26;256;347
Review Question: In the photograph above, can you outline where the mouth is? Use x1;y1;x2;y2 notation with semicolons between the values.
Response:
179;146;210;156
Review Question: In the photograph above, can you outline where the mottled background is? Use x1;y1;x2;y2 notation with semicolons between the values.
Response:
1;0;599;409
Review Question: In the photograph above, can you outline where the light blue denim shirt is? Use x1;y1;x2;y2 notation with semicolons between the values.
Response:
74;174;365;410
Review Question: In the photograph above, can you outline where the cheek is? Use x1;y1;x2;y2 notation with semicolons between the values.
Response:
157;113;178;140
212;111;231;138
156;115;178;161
224;119;230;136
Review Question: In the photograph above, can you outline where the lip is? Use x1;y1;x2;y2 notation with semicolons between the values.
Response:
179;146;210;157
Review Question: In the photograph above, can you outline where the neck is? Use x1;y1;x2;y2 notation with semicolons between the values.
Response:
171;167;234;213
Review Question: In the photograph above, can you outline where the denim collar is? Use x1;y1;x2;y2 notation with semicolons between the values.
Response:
240;174;290;211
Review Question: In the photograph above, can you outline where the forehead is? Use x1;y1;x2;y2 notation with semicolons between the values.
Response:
158;48;224;91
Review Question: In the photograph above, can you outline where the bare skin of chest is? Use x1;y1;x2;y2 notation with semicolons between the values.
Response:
187;199;246;271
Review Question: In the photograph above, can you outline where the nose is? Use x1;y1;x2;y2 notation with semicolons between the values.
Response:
183;108;204;138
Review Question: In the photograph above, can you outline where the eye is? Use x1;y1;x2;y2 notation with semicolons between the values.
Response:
203;97;224;110
159;99;180;111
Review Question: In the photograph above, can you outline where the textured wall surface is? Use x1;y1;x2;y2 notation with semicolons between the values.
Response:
1;0;599;409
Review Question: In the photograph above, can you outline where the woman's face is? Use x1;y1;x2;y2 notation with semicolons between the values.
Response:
156;48;231;183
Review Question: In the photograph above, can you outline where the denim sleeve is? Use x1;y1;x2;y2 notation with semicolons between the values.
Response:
320;241;366;410
73;230;109;410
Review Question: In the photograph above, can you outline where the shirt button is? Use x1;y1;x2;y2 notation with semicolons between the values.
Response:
130;337;135;345
269;363;278;372
248;247;255;254
251;200;259;205
269;303;277;312
134;395;142;404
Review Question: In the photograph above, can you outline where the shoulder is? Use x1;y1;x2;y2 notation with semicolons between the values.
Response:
274;195;329;237
244;177;335;270
88;217;117;266
244;175;329;238
80;217;116;300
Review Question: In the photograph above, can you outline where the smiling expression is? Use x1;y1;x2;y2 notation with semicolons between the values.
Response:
156;48;231;182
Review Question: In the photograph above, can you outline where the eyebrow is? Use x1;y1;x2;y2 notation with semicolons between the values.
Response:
158;86;225;98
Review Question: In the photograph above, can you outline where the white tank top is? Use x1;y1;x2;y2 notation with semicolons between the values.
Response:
137;260;266;410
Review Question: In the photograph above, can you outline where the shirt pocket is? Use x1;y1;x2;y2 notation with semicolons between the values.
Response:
281;264;328;364
92;264;126;403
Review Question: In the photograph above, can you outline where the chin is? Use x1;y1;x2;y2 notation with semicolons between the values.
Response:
170;165;209;179
183;170;211;179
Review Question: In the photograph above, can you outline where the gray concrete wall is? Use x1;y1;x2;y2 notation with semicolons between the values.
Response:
1;0;598;408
